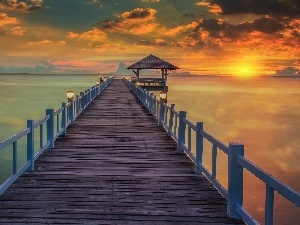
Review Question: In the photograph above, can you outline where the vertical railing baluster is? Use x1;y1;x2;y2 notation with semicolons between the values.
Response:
13;141;17;174
76;95;80;116
158;101;165;126
149;93;154;114
174;114;178;136
56;114;59;134
153;95;157;118
61;102;66;135
188;126;191;152
69;99;74;124
195;122;203;174
27;120;34;171
168;104;175;136
212;144;217;178
40;124;43;148
265;184;274;225
46;109;54;149
227;142;244;219
177;111;187;152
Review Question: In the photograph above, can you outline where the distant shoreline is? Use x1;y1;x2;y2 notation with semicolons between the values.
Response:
0;72;299;78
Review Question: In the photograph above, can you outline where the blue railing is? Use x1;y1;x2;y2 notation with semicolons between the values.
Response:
124;77;300;225
0;77;113;196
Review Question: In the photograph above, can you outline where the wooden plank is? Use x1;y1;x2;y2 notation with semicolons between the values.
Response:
0;79;244;224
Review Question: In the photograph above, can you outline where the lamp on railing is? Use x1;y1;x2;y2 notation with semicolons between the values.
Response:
160;91;167;103
66;90;75;101
96;80;100;85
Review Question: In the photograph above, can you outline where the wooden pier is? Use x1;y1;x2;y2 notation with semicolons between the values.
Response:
0;79;244;224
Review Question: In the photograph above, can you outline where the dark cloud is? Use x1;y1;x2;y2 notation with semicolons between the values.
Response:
135;39;171;47
100;20;121;30
190;17;284;42
122;8;152;19
274;67;300;76
0;0;43;11
182;13;195;18
209;0;300;17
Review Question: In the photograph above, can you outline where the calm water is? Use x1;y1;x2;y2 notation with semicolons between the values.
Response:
0;74;299;224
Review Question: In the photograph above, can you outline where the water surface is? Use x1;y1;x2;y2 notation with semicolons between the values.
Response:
0;74;299;224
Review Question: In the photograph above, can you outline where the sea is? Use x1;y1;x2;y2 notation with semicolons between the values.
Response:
0;73;299;224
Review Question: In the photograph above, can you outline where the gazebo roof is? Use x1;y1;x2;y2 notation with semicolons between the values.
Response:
127;54;179;70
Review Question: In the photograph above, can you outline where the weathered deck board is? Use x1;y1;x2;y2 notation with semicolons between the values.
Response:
0;79;244;224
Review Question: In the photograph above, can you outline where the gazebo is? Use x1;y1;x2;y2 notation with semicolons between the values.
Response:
127;54;179;91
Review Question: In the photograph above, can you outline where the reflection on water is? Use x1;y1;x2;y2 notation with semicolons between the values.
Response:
0;74;299;224
167;75;300;225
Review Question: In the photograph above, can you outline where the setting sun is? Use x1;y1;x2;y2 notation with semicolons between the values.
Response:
230;61;259;77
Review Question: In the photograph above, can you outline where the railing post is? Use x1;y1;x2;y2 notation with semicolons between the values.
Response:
158;101;166;126
195;122;203;174
265;185;274;225
46;109;55;149
177;111;187;152
153;95;157;117
168;104;175;136
61;102;67;135
80;92;84;111
89;89;92;104
149;93;154;114
27;120;34;171
68;99;74;124
227;142;244;219
76;95;80;116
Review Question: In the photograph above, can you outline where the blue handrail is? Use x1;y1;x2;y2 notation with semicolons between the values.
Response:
123;77;300;225
0;77;113;196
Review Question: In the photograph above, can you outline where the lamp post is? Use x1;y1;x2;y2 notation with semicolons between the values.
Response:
66;90;75;102
160;91;167;103
96;80;100;85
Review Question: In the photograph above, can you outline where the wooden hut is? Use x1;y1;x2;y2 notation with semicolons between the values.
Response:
127;54;179;91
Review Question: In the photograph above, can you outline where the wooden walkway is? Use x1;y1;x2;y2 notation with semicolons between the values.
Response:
0;79;244;225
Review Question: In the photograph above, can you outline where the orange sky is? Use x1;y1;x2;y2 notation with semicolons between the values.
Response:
0;0;299;76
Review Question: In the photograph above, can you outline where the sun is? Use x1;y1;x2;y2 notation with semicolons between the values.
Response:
230;61;257;78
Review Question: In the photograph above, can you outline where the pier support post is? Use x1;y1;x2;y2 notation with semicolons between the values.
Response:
26;120;34;171
195;122;203;174
46;109;55;149
227;142;244;219
177;111;187;152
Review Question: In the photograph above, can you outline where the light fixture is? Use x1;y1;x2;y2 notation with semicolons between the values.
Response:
66;90;75;100
96;81;100;85
160;91;167;101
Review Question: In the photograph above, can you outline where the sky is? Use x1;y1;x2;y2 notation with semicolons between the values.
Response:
0;0;299;76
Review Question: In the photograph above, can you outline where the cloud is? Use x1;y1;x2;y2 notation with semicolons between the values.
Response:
135;38;173;47
121;8;156;20
274;67;300;76
0;65;55;73
201;0;300;17
115;62;131;75
142;0;160;2
0;13;17;26
98;8;158;34
0;0;43;11
182;13;195;18
68;28;107;41
49;60;98;68
26;39;66;46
